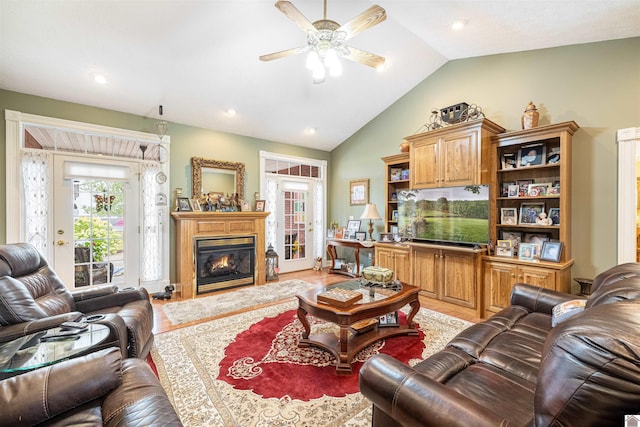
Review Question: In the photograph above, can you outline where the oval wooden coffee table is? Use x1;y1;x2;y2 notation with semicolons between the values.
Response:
296;281;420;375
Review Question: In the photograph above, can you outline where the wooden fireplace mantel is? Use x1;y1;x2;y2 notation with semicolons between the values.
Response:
171;211;270;298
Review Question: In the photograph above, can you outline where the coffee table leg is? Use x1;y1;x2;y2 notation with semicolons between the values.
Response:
336;325;352;374
297;307;311;339
407;298;420;328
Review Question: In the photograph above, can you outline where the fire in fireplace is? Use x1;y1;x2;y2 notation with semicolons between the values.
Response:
195;236;255;294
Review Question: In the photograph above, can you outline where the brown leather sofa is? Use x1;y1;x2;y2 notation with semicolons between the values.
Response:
359;263;640;426
0;243;154;359
0;347;182;426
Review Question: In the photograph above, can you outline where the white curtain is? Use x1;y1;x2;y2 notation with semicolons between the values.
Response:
21;150;52;254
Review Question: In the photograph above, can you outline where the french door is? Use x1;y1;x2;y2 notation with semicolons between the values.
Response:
53;155;140;288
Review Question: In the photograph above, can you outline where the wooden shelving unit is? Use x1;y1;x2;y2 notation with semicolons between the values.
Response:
381;153;410;233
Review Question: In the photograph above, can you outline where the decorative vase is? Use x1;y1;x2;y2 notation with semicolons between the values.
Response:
521;101;540;129
399;141;409;153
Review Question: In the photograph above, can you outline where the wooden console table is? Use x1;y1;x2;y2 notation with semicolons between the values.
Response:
326;238;375;278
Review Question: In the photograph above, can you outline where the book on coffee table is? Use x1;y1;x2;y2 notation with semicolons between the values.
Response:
317;288;363;308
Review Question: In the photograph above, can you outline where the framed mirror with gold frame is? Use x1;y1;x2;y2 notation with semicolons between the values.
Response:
191;157;245;200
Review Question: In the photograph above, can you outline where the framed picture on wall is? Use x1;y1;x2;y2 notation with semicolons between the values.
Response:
350;179;369;205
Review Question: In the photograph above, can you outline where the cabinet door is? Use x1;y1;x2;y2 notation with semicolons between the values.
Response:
410;137;439;188
484;261;517;315
519;265;556;290
412;249;437;297
441;131;478;186
375;247;394;271
440;251;477;308
393;248;411;283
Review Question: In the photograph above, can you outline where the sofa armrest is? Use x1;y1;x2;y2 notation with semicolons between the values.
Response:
71;283;119;301
359;354;508;427
73;287;150;313
510;283;584;315
0;312;83;343
0;348;122;426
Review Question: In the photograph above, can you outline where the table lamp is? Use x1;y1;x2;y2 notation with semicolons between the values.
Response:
360;203;382;240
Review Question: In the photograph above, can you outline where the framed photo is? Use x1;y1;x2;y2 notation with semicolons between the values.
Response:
390;168;402;181
392;210;399;222
501;152;517;169
540;241;563;262
378;233;393;243
495;245;514;257
240;199;251;212
401;169;410;180
517;143;546;167
390;192;398;201
190;198;201;211
507;184;520;198
547;147;560;164
523;232;551;246
177;197;193;212
255;200;266;212
501;208;518;225
327;229;335;238
527;183;553;197
355;231;366;242
500;231;522;249
519;202;545;224
350;179;369;205
516;179;533;197
518;243;535;260
344;230;354;240
378;311;399;327
496;239;512;247
391;225;399;235
346;219;361;235
334;227;345;239
548;208;560;225
501;181;515;197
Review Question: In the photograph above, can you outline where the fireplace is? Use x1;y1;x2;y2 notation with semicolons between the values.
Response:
195;236;255;294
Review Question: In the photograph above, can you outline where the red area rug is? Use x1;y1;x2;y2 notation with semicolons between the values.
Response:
217;309;425;400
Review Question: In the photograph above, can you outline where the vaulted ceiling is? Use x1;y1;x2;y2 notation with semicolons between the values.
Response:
1;0;639;151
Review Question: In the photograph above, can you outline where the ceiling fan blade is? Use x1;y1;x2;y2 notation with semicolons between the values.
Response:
338;5;386;40
343;47;385;69
259;46;306;62
275;1;316;34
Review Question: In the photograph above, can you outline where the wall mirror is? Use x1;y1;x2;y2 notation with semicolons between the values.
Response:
192;157;245;200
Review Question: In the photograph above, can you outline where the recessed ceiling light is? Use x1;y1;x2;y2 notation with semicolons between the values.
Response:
305;127;316;135
452;19;467;30
225;108;237;116
91;73;108;85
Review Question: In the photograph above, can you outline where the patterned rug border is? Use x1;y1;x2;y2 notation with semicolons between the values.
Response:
152;300;472;426
161;279;318;325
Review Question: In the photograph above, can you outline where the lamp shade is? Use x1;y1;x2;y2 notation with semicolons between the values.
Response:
360;204;382;220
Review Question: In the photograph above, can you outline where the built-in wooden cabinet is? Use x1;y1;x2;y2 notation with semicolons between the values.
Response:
412;244;484;318
381;153;410;233
484;258;573;317
375;243;410;283
405;119;505;189
484;121;579;313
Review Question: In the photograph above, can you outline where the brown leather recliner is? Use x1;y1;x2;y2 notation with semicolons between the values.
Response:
0;243;154;359
0;347;182;426
359;263;640;426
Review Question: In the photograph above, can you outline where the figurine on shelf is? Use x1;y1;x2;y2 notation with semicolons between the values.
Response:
536;212;553;226
521;101;540;129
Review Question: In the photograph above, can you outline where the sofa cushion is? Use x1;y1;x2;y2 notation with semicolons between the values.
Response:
586;276;640;308
535;300;640;426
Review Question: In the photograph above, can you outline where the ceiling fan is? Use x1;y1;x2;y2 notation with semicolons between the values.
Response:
260;0;387;84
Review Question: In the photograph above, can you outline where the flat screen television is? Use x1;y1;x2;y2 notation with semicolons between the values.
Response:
396;185;490;247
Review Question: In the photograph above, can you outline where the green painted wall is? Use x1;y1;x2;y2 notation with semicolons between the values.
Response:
329;37;640;284
0;90;331;280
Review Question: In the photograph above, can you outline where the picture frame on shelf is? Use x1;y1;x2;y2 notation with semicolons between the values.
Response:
390;168;402;181
177;197;192;212
500;230;522;249
548;208;560;225
523;233;551;249
518;243;536;260
378;311;399;327
519;202;545;224
547;148;560;164
334;227;345;239
240;199;251;212
344;230;354;240
327;229;335;238
190;198;201;211
517;143;546;167
527;183;552;197
390;192;398;201
507;184;520;198
392;210;399;222
501;208;518;225
355;231;366;242
350;178;369;205
495;245;514;257
550;181;561;195
502;181;515;197
516;179;533;197
255;200;266;212
501;152;517;169
378;233;393;243
401;169;410;180
496;239;512;247
531;243;542;259
540;241;563;262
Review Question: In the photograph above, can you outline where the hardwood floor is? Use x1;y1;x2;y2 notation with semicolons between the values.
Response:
151;268;482;334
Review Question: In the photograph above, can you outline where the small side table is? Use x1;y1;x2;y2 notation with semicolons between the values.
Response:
574;277;593;296
0;323;109;379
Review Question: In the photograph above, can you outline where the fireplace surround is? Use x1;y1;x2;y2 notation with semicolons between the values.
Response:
171;211;269;298
195;236;255;293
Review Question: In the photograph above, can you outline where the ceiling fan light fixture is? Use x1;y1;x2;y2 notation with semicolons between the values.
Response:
452;19;467;30
306;50;321;70
312;64;326;84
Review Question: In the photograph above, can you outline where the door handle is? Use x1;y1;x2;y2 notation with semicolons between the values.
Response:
56;240;69;246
